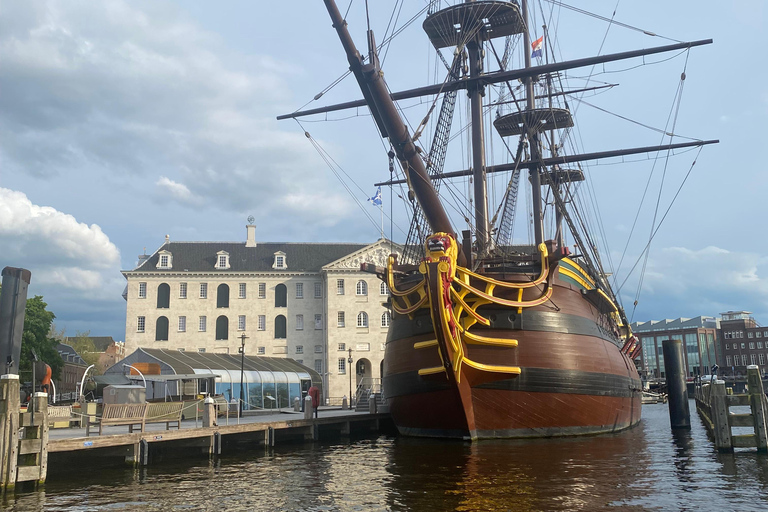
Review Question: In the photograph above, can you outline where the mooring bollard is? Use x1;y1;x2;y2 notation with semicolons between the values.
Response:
368;394;377;414
294;397;300;412
662;339;691;429
304;396;313;420
203;396;215;428
341;395;348;410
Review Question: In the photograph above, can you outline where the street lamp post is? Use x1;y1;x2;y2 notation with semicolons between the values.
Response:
347;347;353;407
239;332;248;414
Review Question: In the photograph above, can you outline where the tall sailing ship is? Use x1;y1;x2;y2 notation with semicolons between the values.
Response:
280;0;716;439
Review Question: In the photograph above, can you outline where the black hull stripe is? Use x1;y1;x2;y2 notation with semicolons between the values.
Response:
399;421;641;441
388;309;621;346
384;367;641;399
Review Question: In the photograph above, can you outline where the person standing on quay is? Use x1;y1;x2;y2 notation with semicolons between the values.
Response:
308;385;320;418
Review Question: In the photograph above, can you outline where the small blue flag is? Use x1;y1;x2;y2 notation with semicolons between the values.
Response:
368;186;382;206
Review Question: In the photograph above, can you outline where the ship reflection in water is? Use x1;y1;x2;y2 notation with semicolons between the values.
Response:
5;404;768;511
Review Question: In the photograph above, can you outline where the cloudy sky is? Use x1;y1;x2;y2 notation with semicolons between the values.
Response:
1;0;766;341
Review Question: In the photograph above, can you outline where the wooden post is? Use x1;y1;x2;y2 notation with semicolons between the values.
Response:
746;365;768;451
662;339;691;429
203;396;215;428
0;375;20;492
710;380;732;452
33;392;48;484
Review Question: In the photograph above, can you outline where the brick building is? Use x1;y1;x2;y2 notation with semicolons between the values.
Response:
719;311;768;377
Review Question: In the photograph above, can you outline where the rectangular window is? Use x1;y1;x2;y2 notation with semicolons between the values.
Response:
758;332;763;338
200;283;208;299
314;360;323;373
296;283;303;299
338;343;346;351
258;283;266;299
337;311;345;328
296;314;304;330
314;314;322;330
138;282;147;299
725;343;729;350
742;354;748;366
749;332;754;338
758;342;764;349
137;316;145;332
764;331;768;337
760;353;766;365
198;348;206;353
750;354;757;365
337;279;344;295
239;283;246;299
314;345;323;353
314;282;322;298
750;342;755;349
296;345;304;354
742;343;746;349
258;315;266;331
218;255;227;267
276;255;285;268
178;316;186;332
199;316;207;332
338;358;346;374
179;282;187;299
727;355;732;366
258;346;265;355
238;315;246;331
160;254;169;267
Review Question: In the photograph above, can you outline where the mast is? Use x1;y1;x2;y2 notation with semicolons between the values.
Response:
522;0;545;246
466;0;490;256
320;0;456;243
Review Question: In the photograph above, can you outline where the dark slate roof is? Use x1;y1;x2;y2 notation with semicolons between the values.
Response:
56;343;86;366
128;242;370;273
65;336;116;352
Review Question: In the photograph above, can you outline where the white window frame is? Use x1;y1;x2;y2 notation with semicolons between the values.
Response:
239;283;246;299
314;345;323;354
178;316;186;332
314;282;322;298
137;316;145;332
380;282;389;295
138;282;147;299
751;354;757;365
381;311;391;328
749;332;754;338
179;282;187;299
760;353;766;365
296;314;304;330
238;315;246;331
337;311;345;328
727;355;732;366
338;343;346;351
337;279;345;295
258;315;266;331
296;282;303;299
750;342;755;350
357;312;368;328
338;358;346;374
258;283;266;299
199;316;207;332
742;354;748;366
200;283;208;299
296;345;304;355
215;251;230;270
273;252;287;270
314;360;323;373
257;346;266;355
314;314;322;330
356;280;367;296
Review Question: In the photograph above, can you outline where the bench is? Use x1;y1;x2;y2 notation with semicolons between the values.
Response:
145;402;183;430
86;403;148;437
48;405;79;428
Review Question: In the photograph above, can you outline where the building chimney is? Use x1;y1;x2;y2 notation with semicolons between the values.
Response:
245;224;257;248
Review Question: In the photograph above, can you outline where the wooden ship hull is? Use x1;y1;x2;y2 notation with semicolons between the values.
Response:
383;256;642;440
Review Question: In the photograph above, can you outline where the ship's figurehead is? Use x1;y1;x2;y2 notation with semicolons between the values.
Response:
422;232;459;281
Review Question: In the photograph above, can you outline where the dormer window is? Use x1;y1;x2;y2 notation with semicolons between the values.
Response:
156;250;172;269
273;251;287;270
215;251;230;270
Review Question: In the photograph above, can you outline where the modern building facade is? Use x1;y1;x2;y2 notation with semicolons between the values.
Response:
631;317;719;379
122;225;400;402
719;311;768;377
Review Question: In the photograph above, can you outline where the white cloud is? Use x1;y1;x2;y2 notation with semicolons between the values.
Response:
156;176;203;207
623;246;768;322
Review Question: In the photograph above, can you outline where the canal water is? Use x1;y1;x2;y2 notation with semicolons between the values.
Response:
4;402;768;511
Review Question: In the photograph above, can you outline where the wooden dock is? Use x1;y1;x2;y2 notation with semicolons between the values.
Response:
1;376;392;491
694;365;768;452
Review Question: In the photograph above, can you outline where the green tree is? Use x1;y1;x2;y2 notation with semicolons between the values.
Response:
69;330;102;374
0;284;63;379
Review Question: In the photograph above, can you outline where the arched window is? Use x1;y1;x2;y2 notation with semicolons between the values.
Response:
275;284;287;307
216;315;229;340
156;316;169;341
217;284;230;308
357;312;368;328
356;280;367;296
381;311;391;328
275;315;287;339
157;283;170;308
380;282;389;296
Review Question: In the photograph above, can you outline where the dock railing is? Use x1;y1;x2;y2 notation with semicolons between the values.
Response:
694;365;768;452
